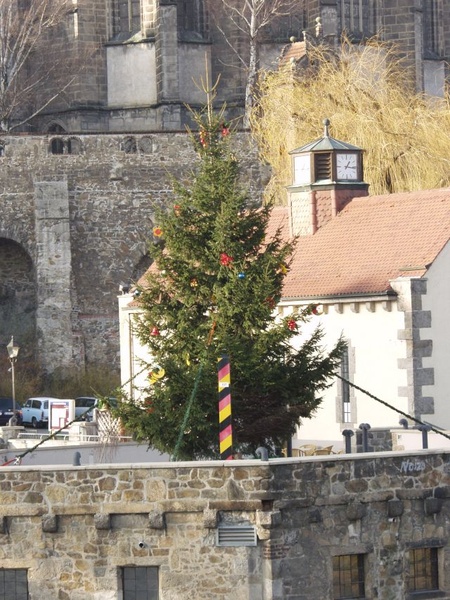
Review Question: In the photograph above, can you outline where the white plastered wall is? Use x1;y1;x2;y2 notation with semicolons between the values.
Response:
279;298;408;445
420;241;450;430
119;292;412;447
118;295;150;401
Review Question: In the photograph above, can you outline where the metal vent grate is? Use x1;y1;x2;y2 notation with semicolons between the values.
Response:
216;525;257;547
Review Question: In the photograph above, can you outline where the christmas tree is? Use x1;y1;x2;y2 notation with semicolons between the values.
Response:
116;101;345;460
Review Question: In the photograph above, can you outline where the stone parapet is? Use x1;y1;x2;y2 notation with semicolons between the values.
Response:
0;451;448;598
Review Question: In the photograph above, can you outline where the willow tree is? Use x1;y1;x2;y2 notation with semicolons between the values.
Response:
250;38;450;200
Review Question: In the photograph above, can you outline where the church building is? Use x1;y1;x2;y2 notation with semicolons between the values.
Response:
14;0;450;133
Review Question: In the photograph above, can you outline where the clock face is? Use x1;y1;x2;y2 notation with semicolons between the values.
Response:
294;154;311;184
336;153;359;180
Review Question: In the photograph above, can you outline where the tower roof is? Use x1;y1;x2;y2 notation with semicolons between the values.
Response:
289;119;361;154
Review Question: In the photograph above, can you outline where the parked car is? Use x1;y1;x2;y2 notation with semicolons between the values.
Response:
0;397;22;426
74;397;98;421
21;397;54;428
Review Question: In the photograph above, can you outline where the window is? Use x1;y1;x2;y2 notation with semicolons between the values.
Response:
408;547;439;592
0;569;29;600
177;0;206;40
121;136;137;154
339;0;375;39
50;138;64;155
333;554;365;599
423;0;442;57
111;0;141;38
122;567;159;600
341;347;351;423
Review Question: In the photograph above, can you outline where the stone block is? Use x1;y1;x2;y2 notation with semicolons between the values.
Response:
387;499;404;518
308;508;322;523
434;486;450;499
424;497;443;515
94;513;111;530
412;310;431;328
346;502;367;521
0;516;7;534
42;515;58;533
256;510;282;529
202;508;217;529
149;511;166;530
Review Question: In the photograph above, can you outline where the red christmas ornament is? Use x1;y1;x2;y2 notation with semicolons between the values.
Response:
220;252;233;266
311;304;324;315
287;319;297;331
174;204;181;216
221;123;230;136
150;326;160;336
153;226;163;237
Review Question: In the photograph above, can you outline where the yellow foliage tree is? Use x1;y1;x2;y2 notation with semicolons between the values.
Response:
250;38;450;202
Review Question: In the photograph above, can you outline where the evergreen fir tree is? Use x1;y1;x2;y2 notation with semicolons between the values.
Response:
116;103;345;460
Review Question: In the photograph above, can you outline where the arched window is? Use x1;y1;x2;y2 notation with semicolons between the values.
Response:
177;0;206;41
48;123;66;133
121;136;137;154
50;138;64;155
68;137;83;155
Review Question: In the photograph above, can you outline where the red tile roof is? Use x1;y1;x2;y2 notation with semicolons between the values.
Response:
278;188;450;299
126;189;450;306
278;41;307;66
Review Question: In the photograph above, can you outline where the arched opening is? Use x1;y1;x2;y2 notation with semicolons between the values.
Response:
0;239;37;397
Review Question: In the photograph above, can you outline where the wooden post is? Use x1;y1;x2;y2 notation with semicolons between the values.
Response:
218;355;233;460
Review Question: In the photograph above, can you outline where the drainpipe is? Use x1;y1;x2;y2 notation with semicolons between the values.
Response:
342;429;354;454
417;424;431;449
359;423;371;453
256;447;269;461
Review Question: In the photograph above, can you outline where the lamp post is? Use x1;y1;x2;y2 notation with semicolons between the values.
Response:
6;336;19;424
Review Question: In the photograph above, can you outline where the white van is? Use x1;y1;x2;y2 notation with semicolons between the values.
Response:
22;397;56;428
74;397;98;421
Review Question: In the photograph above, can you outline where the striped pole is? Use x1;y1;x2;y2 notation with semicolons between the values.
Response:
218;355;233;460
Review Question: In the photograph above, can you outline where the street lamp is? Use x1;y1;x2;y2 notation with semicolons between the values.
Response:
6;336;19;425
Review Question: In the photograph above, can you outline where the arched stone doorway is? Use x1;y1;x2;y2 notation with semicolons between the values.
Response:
0;239;37;394
0;238;36;346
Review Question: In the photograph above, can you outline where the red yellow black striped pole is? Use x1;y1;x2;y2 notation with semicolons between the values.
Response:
218;355;233;460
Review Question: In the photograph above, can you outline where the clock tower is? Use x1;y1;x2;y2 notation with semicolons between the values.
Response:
287;119;369;236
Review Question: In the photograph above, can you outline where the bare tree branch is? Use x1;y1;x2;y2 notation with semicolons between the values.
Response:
0;0;94;131
207;0;305;126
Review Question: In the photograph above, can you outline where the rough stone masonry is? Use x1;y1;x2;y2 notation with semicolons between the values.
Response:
0;132;266;375
0;450;448;599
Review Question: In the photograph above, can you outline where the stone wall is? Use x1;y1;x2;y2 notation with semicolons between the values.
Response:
0;450;449;599
0;132;267;375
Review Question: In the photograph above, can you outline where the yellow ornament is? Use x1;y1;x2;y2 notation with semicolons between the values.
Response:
149;365;165;384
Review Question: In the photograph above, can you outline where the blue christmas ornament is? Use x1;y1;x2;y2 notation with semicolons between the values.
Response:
238;272;245;279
